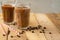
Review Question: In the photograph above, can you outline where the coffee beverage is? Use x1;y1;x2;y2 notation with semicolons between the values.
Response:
15;6;30;27
2;4;14;23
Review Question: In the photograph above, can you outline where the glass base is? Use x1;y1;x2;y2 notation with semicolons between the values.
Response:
4;21;15;25
17;25;29;30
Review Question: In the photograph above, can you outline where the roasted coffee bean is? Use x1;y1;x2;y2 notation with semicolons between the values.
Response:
38;25;42;29
49;32;52;34
42;29;44;32
35;27;38;30
32;31;34;33
19;31;25;34
22;31;25;33
31;27;35;30
43;31;45;33
11;36;13;38
33;27;37;29
27;27;30;30
25;29;28;31
17;35;20;37
33;27;38;30
29;26;32;28
40;31;42;33
13;22;17;25
29;29;31;31
26;29;28;31
29;26;32;31
3;34;5;36
43;27;46;29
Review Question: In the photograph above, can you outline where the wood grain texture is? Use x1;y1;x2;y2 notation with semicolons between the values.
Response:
0;13;60;40
46;13;60;31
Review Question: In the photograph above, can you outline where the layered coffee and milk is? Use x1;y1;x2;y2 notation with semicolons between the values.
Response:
15;6;30;28
2;4;14;23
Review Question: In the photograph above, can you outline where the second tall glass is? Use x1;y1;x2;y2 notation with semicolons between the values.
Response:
15;3;30;28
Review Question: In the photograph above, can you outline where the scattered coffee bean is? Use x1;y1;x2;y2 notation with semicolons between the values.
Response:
35;27;38;30
33;27;37;29
42;29;45;33
49;32;52;34
17;35;20;37
32;31;34;33
29;29;31;31
3;34;5;36
42;29;44;32
13;22;17;25
43;31;45;33
19;31;25;34
27;27;30;30
31;27;35;30
26;29;28;31
40;31;42;33
29;26;32;29
11;36;13;38
43;27;46;29
22;31;25;33
28;27;32;31
38;25;42;29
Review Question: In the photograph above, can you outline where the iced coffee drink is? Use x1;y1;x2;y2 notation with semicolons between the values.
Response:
2;4;14;23
15;6;30;28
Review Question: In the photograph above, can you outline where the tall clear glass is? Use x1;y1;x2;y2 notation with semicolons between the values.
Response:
1;0;15;24
15;2;31;29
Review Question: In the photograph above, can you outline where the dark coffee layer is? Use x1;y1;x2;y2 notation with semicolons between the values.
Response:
2;4;14;23
15;7;30;27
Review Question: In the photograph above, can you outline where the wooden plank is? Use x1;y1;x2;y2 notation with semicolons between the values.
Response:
25;13;46;40
35;13;60;40
0;24;7;40
0;13;60;40
46;13;60;31
0;13;47;40
1;23;28;40
0;13;3;23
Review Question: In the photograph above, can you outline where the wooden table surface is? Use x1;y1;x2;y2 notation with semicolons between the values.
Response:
0;13;60;40
46;13;60;31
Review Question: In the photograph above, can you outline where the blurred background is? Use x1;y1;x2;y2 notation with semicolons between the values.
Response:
0;0;60;13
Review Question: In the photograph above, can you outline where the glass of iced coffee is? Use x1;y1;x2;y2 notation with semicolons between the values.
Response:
1;1;15;24
15;3;30;29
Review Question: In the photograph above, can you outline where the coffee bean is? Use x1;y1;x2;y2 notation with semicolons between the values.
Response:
32;31;34;33
43;31;45;33
11;36;13;38
17;35;20;37
25;29;28;31
49;32;52;34
42;30;44;32
19;31;25;34
31;27;35;30
43;27;46;29
29;29;31;31
39;31;42;33
13;22;17;25
22;31;25;33
3;34;5;36
35;27;38;30
38;25;42;29
29;26;32;28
